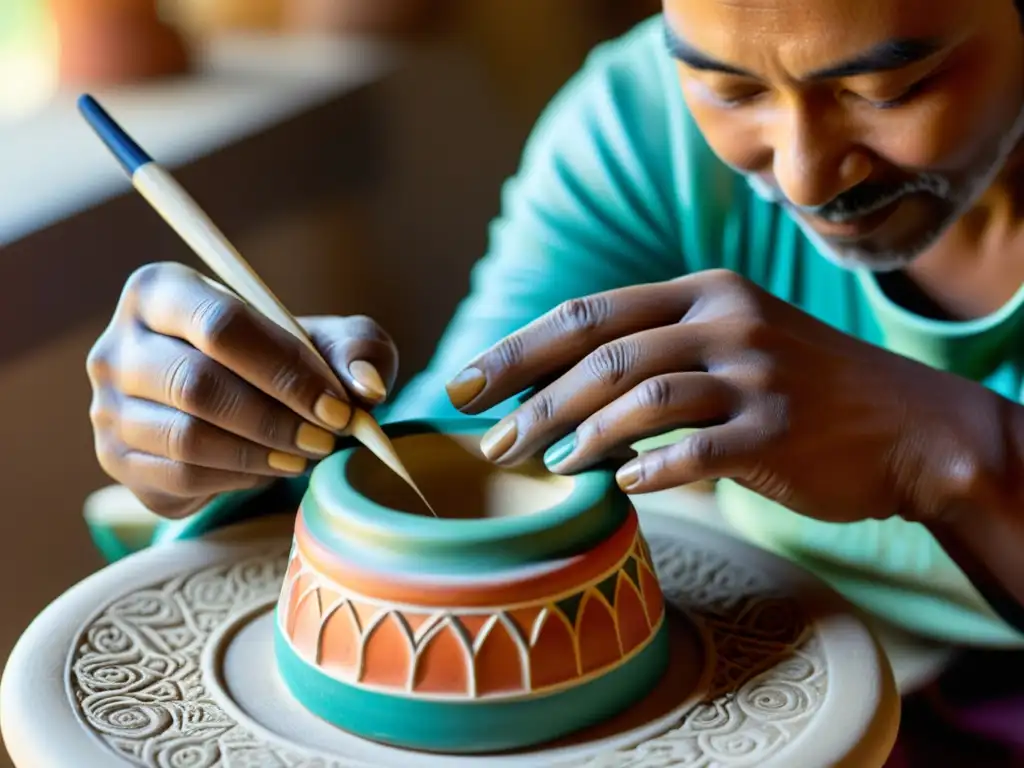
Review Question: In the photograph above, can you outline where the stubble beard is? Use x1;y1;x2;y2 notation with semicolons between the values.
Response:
744;101;1024;273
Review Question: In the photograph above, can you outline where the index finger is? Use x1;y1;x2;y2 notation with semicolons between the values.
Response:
445;279;693;414
130;263;353;432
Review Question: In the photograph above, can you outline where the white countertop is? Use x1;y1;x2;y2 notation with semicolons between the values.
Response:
0;34;398;246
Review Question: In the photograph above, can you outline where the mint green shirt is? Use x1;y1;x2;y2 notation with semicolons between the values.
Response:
385;17;1024;643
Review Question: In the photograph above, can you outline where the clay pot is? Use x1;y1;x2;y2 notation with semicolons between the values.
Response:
50;0;189;86
283;0;445;38
169;0;284;36
274;419;669;752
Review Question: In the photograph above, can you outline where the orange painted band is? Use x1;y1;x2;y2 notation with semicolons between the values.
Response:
293;506;640;608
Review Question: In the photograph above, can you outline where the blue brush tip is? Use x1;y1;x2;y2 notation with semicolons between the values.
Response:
78;94;153;176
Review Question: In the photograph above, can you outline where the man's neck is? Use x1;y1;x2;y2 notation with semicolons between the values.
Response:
896;149;1024;321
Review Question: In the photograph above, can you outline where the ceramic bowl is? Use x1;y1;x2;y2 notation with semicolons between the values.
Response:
274;418;669;753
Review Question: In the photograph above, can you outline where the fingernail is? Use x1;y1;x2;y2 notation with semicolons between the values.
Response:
544;433;577;471
480;417;517;461
268;452;308;474
616;461;642;490
446;367;486;409
314;393;352;431
349;360;387;402
295;423;335;455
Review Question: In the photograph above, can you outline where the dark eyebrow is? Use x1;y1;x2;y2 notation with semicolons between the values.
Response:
663;20;753;77
663;18;944;81
807;38;944;79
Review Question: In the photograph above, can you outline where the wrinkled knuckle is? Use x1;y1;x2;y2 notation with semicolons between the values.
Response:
269;348;311;400
584;340;636;387
528;392;557;425
256;407;285;446
231;439;253;471
163;412;203;462
635;454;661;484
679;433;719;472
634;377;675;412
165;355;217;413
492;334;525;375
553;295;611;336
576;416;607;446
192;296;247;351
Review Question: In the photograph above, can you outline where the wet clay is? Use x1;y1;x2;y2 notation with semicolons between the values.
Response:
346;432;575;519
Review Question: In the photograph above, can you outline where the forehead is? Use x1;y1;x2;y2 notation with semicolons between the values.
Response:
663;0;975;65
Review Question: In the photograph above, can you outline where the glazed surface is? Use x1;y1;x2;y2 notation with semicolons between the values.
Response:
278;508;664;700
303;419;626;574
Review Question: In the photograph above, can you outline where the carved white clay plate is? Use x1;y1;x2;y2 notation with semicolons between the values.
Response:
0;511;900;767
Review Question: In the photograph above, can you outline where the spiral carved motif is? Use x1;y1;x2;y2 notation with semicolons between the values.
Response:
68;535;826;767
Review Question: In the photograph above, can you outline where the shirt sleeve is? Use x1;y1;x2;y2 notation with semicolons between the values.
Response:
381;19;695;422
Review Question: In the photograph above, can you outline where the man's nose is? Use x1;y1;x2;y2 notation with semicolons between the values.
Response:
771;102;871;209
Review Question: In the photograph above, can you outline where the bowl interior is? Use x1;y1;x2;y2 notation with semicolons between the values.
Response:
345;432;575;520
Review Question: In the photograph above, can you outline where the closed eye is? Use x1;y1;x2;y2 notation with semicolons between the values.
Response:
860;76;933;110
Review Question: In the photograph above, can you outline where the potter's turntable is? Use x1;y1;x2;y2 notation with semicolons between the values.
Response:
1;509;899;767
3;420;899;766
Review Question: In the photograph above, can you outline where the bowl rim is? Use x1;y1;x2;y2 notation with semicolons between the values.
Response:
302;418;628;571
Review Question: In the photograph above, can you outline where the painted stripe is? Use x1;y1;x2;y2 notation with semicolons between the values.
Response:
274;616;670;753
278;602;665;702
300;418;628;574
293;507;640;606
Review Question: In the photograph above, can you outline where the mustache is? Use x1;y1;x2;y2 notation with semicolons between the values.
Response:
746;174;951;222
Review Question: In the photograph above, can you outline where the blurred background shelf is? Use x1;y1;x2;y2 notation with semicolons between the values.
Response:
0;34;398;246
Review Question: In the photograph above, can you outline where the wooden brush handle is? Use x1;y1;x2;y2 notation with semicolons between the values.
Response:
132;164;435;512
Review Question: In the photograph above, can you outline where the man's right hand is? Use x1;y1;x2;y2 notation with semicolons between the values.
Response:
87;262;399;519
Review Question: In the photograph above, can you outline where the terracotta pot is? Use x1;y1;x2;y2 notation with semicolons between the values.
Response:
274;418;669;753
50;0;189;86
169;0;284;36
283;0;445;37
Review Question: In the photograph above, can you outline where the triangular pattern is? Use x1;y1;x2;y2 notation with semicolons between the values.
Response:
554;592;584;626
281;528;666;699
595;573;619;607
456;615;493;643
622;556;641;590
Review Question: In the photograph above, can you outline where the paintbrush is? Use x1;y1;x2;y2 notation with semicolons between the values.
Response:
77;94;436;516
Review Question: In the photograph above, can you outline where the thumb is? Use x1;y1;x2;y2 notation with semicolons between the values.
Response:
300;315;399;406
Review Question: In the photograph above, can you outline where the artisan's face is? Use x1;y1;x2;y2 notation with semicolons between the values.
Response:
663;0;1024;270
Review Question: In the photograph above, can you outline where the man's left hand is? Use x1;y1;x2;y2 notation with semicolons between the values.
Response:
444;269;1010;525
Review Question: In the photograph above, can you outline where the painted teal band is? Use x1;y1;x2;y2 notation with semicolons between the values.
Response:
303;418;630;574
273;615;670;753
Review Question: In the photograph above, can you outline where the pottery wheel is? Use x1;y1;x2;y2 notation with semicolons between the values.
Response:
1;510;899;768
